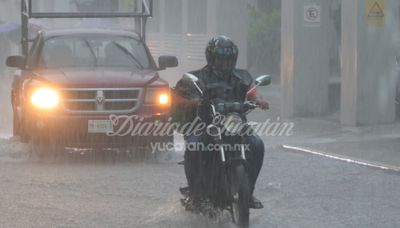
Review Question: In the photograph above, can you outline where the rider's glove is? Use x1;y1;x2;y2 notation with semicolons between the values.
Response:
256;100;269;110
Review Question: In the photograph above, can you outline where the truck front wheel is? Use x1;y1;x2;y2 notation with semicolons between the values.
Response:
13;112;30;143
12;111;20;137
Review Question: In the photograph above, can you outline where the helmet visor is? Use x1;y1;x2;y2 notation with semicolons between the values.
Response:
213;47;237;72
214;47;237;58
214;57;236;72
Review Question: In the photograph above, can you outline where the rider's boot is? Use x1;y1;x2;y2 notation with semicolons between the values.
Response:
249;195;264;209
179;186;190;196
181;196;202;213
180;186;203;213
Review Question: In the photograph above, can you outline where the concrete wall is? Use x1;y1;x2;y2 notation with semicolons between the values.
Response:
281;0;330;118
341;0;400;125
0;0;20;66
148;0;249;85
0;0;19;23
281;0;400;125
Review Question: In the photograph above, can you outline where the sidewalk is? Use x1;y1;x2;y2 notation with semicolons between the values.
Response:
282;118;400;169
255;83;400;170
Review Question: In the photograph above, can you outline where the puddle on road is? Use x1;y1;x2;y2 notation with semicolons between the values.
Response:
0;137;30;162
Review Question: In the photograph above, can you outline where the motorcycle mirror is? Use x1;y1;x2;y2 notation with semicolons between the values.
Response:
246;75;271;100
182;73;199;83
255;75;271;86
182;73;203;96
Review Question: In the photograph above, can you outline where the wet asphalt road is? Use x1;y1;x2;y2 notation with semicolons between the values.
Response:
0;84;399;227
0;138;399;228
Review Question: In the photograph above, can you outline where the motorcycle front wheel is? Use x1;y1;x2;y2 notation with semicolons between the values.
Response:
230;164;250;228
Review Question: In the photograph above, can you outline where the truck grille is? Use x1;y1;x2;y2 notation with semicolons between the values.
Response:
62;88;143;114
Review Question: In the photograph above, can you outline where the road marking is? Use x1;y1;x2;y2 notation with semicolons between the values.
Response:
282;145;400;172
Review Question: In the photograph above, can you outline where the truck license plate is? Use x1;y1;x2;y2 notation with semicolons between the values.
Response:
88;120;114;133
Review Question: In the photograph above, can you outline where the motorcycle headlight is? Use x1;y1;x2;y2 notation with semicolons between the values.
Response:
223;113;244;134
30;87;60;110
145;87;170;106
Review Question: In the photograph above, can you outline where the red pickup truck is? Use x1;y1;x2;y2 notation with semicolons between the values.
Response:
6;0;177;151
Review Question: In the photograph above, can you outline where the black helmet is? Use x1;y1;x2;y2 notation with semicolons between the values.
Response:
205;35;238;73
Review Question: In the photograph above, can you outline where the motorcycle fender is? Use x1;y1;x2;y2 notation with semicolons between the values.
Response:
229;162;247;195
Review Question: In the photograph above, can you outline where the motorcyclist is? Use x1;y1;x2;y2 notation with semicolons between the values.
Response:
173;35;268;209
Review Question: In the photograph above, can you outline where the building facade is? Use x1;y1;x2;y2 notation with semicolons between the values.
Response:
146;0;249;84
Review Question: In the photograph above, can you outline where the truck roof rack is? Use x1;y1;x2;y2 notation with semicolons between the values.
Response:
26;0;152;18
21;0;153;55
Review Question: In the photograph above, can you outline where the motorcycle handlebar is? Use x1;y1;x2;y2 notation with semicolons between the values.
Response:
215;102;258;114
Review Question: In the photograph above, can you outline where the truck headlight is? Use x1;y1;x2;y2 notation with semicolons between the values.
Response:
31;87;60;110
158;93;169;105
145;88;170;106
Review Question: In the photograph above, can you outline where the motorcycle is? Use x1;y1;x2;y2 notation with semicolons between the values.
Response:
179;73;271;228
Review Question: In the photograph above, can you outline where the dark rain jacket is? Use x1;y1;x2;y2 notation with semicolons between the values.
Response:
172;65;255;126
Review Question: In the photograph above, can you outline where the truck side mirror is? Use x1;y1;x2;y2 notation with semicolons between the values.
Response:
158;56;178;70
6;55;25;69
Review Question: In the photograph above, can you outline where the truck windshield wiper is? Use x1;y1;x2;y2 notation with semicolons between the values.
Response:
112;41;144;70
80;38;98;67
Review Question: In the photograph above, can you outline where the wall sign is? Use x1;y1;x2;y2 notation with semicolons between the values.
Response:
304;3;321;27
366;0;386;27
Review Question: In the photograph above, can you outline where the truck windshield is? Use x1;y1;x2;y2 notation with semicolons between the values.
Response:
39;35;151;69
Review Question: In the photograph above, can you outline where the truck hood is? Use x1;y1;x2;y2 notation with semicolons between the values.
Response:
31;68;167;88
